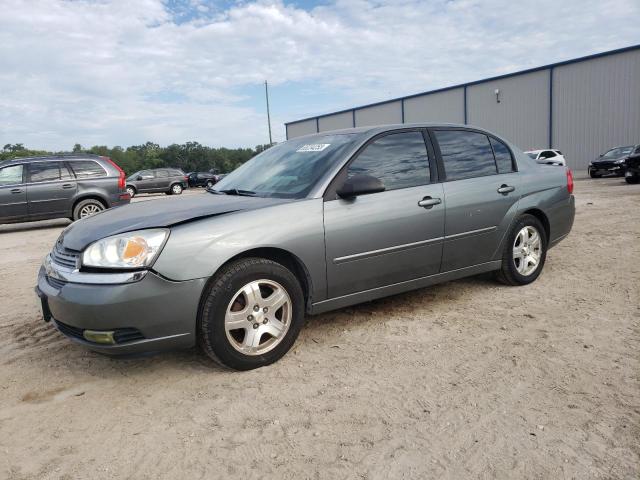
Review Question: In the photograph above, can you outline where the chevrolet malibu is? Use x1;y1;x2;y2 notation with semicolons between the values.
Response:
36;124;575;370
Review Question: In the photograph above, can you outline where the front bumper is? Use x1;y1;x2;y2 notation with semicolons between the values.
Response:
36;266;207;355
589;164;624;175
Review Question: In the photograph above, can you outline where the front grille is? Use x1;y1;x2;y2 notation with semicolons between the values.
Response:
53;319;145;344
50;242;80;269
593;161;617;169
46;275;67;289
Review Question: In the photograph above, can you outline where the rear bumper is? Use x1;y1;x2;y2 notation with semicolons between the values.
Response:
36;266;207;355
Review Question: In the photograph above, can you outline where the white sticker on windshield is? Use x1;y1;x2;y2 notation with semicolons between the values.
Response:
297;143;330;152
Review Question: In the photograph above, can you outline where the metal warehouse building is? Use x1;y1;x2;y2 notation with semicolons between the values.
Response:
285;45;640;173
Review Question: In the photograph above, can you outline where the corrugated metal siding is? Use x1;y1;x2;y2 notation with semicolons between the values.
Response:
286;118;317;139
403;88;465;124
467;70;550;151
553;49;640;171
355;101;402;127
318;111;354;132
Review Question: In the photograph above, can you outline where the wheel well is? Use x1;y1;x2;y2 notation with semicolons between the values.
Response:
222;248;313;312
126;184;136;192
522;208;550;242
72;195;107;213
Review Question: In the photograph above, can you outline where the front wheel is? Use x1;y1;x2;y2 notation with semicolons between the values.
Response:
170;183;183;195
199;258;305;370
126;186;136;198
206;180;214;189
496;214;547;286
589;169;601;178
626;175;639;184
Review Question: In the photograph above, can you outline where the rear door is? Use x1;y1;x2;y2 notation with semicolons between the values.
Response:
26;161;77;218
323;130;445;298
430;129;520;272
0;164;28;222
154;169;170;192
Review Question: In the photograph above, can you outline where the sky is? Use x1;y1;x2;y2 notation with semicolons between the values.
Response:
1;0;639;151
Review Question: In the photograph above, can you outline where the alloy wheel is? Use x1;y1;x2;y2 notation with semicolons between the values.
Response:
512;226;542;276
224;279;292;355
79;203;103;218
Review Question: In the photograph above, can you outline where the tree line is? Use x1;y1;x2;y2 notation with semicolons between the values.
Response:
1;142;273;175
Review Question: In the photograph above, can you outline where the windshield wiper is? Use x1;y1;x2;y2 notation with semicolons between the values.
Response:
217;188;257;196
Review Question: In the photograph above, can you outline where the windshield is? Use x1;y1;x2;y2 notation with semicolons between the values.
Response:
602;146;633;159
212;134;358;198
526;152;537;159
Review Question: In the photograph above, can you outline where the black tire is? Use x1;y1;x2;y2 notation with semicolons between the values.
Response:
126;186;136;198
496;214;547;286
72;198;105;221
626;175;639;184
199;257;305;370
589;169;601;178
206;180;214;189
169;183;183;195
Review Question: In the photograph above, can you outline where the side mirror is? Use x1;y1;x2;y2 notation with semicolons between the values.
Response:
136;175;143;181
337;174;385;198
599;153;604;157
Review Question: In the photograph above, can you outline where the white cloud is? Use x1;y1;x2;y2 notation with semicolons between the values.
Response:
0;0;638;150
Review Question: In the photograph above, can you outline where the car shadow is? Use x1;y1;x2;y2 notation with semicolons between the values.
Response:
0;218;71;234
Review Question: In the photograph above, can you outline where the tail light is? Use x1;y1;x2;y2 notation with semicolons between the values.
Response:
566;167;574;194
102;156;126;190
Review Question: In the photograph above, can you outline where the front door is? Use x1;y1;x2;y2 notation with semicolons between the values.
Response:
26;161;77;218
136;170;156;192
431;129;521;272
324;130;445;299
0;164;28;222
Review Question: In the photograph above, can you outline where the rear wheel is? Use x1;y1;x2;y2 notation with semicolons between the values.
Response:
73;199;105;221
206;180;214;189
199;258;304;370
626;175;639;184
126;186;136;198
496;214;547;286
169;183;183;195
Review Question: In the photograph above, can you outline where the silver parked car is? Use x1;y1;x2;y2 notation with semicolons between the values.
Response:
0;154;130;224
36;124;575;370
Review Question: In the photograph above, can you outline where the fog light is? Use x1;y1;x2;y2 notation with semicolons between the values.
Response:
83;330;116;345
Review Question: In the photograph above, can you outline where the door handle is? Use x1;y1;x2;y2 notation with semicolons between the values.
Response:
418;196;442;209
62;183;74;189
10;188;22;194
497;184;515;194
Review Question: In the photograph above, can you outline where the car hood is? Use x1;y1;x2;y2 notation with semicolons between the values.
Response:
60;194;291;251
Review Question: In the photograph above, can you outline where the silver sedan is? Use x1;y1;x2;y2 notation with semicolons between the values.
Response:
36;124;575;370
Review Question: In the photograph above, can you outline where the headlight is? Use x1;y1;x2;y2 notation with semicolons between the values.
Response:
82;229;169;269
615;159;625;164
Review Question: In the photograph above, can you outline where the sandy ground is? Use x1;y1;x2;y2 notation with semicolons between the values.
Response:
0;179;638;480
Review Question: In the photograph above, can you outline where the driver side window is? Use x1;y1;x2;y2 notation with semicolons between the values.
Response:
347;131;430;191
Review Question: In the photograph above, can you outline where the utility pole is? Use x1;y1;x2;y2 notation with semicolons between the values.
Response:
265;80;273;146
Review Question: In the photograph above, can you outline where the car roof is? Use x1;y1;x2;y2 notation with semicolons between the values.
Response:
293;122;492;139
0;153;104;167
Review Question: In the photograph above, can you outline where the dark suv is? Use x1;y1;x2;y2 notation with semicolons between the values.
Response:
0;155;129;224
126;168;188;198
187;171;218;188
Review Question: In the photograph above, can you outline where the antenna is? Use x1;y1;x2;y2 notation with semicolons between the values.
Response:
265;80;273;146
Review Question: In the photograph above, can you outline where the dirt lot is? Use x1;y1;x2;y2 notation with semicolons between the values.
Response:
0;179;638;479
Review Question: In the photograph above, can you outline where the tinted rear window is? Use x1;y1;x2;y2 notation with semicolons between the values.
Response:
69;160;107;178
435;130;497;181
29;162;73;183
490;138;515;173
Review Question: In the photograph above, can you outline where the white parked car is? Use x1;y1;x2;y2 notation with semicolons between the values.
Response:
525;149;566;166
